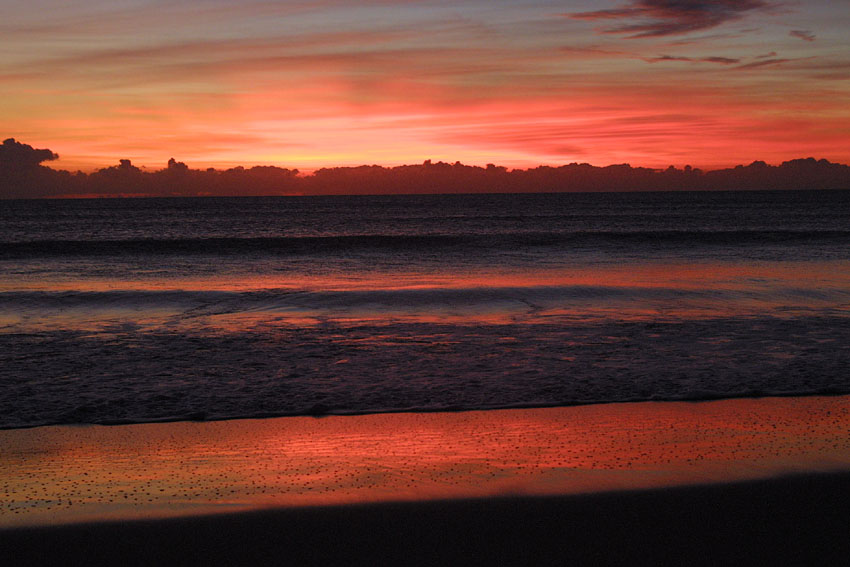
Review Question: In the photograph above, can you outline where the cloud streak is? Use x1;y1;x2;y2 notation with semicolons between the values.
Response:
571;0;770;38
646;55;740;64
734;58;791;70
790;29;815;42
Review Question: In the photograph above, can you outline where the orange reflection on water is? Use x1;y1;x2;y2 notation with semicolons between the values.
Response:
5;259;849;294
5;260;849;333
2;396;849;527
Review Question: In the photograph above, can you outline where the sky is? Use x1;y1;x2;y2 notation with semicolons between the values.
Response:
2;0;849;172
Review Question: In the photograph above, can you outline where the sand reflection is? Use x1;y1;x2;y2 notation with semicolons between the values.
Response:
2;396;849;527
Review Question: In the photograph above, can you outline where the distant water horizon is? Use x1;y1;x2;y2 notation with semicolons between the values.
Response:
2;190;849;429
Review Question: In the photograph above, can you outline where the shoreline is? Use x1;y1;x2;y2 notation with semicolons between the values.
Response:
3;388;849;432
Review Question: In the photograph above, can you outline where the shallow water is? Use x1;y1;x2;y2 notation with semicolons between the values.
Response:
2;191;850;428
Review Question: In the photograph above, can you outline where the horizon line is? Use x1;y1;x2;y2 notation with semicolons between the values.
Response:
40;156;850;176
5;138;850;199
5;137;850;175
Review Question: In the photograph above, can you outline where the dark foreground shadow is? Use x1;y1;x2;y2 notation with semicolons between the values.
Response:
3;472;850;566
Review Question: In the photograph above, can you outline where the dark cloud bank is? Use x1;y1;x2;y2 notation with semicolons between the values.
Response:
571;0;770;38
2;137;850;199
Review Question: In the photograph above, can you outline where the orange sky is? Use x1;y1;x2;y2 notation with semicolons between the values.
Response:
3;1;849;172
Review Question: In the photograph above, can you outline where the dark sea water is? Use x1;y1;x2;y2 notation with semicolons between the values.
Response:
2;190;850;429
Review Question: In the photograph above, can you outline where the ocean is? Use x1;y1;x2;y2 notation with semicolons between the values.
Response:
2;190;849;429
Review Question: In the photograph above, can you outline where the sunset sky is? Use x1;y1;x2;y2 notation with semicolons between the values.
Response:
3;0;849;172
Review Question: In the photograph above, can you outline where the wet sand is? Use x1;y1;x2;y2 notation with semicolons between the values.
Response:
2;395;850;564
3;473;850;566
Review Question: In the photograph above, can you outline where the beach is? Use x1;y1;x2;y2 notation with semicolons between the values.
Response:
3;192;850;564
4;0;850;560
3;395;849;565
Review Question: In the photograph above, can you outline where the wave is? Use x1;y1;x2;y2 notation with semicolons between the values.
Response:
3;295;849;429
3;230;850;259
3;285;848;310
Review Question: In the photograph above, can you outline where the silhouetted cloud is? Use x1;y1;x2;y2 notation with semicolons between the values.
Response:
0;138;58;168
646;55;740;64
647;55;693;62
3;138;850;198
570;0;770;38
703;56;740;64
790;29;815;42
192;156;850;193
0;139;67;199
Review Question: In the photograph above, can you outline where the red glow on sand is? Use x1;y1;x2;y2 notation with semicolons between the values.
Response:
2;397;848;527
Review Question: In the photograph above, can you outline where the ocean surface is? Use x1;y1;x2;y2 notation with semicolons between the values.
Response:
2;190;849;429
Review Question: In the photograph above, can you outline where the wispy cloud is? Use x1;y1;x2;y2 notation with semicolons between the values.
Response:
647;55;693;62
646;54;740;64
570;0;771;38
735;58;790;70
703;56;741;64
790;29;816;41
558;45;631;58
